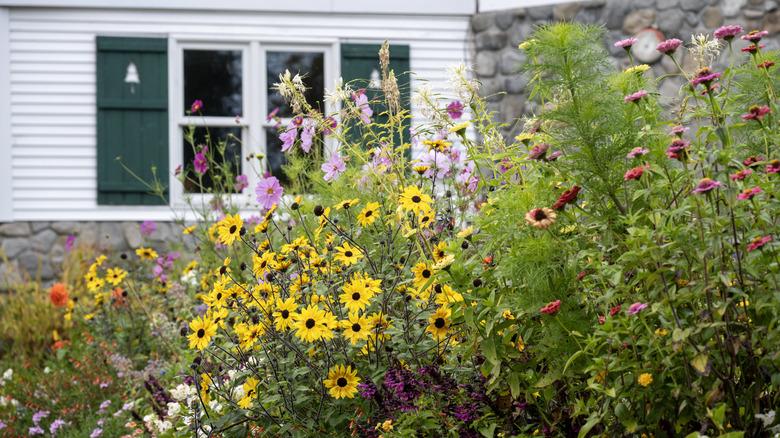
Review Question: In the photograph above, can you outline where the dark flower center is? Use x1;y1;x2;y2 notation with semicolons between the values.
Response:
229;225;237;234
422;216;430;222
365;210;373;217
352;292;361;301
422;269;431;278
344;251;353;257
337;377;348;387
411;195;421;203
533;210;547;221
197;328;205;338
216;293;222;300
343;202;351;209
281;310;289;319
434;317;446;329
305;318;316;329
352;323;361;332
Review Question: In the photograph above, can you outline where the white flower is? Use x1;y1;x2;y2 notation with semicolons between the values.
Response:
756;410;776;427
43;367;51;375
2;368;13;381
182;415;193;426
197;424;212;438
166;402;181;418
233;385;245;402
325;77;350;106
208;400;223;413
689;33;721;67
154;419;172;433
170;383;195;402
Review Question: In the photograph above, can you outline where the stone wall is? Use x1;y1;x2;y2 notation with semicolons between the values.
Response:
472;0;780;138
0;221;186;286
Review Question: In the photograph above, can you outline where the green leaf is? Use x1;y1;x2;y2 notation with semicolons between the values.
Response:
709;403;726;430
691;353;710;376
563;350;585;375
508;372;520;399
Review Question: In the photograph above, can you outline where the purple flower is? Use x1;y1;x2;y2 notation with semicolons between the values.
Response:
266;107;279;122
99;399;111;414
49;419;66;436
742;30;769;43
234;174;248;192
0;421;6;431
547;150;562;161
65;235;76;252
528;143;550;160
352;89;373;124
279;119;299;153
692;178;723;194
447;100;465;120
624;90;649;103
323;116;338;135
193;146;208;175
32;410;49;425
614;37;637;49
140;220;156;237
321;153;346;182
89;427;103;438
656;38;683;55
358;381;377;399
255;175;283;210
690;68;721;87
666;139;690;161
627;302;648;315
627;147;649;159
741;105;771;121
299;118;316;153
29;426;45;436
714;24;743;40
190;99;203;113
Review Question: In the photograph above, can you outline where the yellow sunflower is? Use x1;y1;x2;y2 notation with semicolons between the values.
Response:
431;241;448;262
356;202;381;227
340;272;381;313
293;305;332;343
217;214;244;245
411;262;436;289
105;267;127;286
398;186;433;214
188;316;218;351
323;364;360;399
273;297;298;331
235;322;265;350
417;206;436;229
341;312;374;345
422;138;452;152
238;377;259;409
426;306;452;341
335;198;360;210
433;283;464;305
135;247;158;260
334;241;363;266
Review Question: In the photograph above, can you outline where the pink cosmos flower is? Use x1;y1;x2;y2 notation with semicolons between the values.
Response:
741;30;769;43
321;153;346;182
627;147;649;159
266;107;279;122
747;235;772;252
714;24;743;40
190;99;203;113
666;139;690;161
624;164;649;181
730;169;753;181
279;119;299;153
255;175;283;210
737;186;762;200
528;143;550;160
624;90;649;103
741;105;771;121
614;37;637;49
300;118;316;153
140;220;156;237
193;146;208;175
323;116;338;135
691;177;723;194
447;100;465;120
656;38;683;55
767;159;780;174
627;302;648;315
352;89;373;124
234;174;248;192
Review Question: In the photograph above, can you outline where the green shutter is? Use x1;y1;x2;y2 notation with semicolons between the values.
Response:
340;43;411;146
96;36;168;205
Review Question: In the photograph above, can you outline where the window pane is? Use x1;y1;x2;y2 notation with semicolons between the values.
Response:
184;50;242;117
183;126;242;193
265;127;289;186
266;51;324;117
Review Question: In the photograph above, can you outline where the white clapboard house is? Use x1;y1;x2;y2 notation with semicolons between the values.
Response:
0;0;494;223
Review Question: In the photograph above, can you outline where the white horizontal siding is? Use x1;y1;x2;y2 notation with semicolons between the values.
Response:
7;7;471;221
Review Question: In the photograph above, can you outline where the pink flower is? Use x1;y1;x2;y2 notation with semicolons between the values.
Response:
714;24;743;40
627;302;648;315
744;156;764;167
741;43;765;54
528;143;550;160
64;235;76;252
234;174;248;192
279;119;299;153
299;118;316;153
321;153;346;182
758;60;775;69
741;30;769;43
598;315;606;325
255;175;283;210
656;38;683;54
691;177;723;194
741;105;771;121
669;125;689;137
624;164;649;181
193;146;208;175
747;235;772;252
614;37;637;49
352;89;373;124
666;139;690;161
737;186;762;200
540;299;561;315
627;147;649;159
323;116;338;135
266;107;279;121
140;220;156;236
547;150;562;161
767;159;780;174
447;100;464;120
190;99;203;113
730;169;753;181
624;90;649;103
690;68;721;87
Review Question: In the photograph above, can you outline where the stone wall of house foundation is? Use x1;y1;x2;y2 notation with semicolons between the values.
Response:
0;221;190;286
472;0;780;139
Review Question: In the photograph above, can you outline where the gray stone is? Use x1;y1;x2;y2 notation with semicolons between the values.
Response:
657;9;686;35
701;6;724;27
0;222;31;237
748;0;764;5
476;32;508;51
499;95;526;124
685;11;699;26
77;222;98;247
51;221;80;234
601;0;630;29
475;51;498;78
574;6;602;24
31;229;58;253
527;5;553;20
505;74;529;94
480;77;504;102
744;8;765;18
623;9;656;34
508;21;534;47
17;250;52;280
765;10;780;32
500;49;526;75
722;0;746;16
681;0;708;11
1;238;28;259
553;3;582;21
767;0;779;11
495;12;515;30
633;0;657;7
0;260;23;287
31;222;50;233
657;0;679;9
471;13;494;32
97;222;124;250
123;222;143;248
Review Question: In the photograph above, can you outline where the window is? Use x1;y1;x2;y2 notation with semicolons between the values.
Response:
171;40;335;204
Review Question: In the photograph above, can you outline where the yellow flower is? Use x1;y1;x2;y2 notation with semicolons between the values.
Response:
341;312;374;345
238;377;259;409
637;372;653;387
515;334;525;352
184;260;198;274
624;64;650;74
411;262;436;289
427;306;452;341
377;419;394;432
334;241;363;266
398;186;432;214
524;208;557;229
182;225;196;235
432;241;448;262
514;132;534;143
449;121;470;134
335;198;360;210
273;297;298;331
188;316;217;351
654;328;669;337
422;138;452;152
340;272;381;313
234;322;265;350
433;283;463;305
502;309;515;320
357;202;381;227
95;255;107;266
323;364;360;399
417;206;436;229
217;214;243;245
413;164;430;175
293;305;332;343
105;267;127;286
457;226;474;238
135;247;158;260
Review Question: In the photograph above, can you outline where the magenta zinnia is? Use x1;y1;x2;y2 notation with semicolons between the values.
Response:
614;37;637;49
741;105;771;121
656;38;682;55
737;187;762;201
747;235;772;252
446;100;464;120
624;90;649;103
691;178;723;194
666;139;690;161
714;24;743;40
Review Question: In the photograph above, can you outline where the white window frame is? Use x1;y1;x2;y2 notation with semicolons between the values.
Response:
168;36;339;209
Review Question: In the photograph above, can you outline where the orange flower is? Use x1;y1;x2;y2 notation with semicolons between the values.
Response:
49;282;69;307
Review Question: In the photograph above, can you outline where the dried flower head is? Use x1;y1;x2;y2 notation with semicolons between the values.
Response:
689;33;721;68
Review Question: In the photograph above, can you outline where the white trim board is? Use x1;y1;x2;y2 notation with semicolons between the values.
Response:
0;7;12;221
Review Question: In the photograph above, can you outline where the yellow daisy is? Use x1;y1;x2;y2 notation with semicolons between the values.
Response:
105;267;127;286
341;312;374;345
411;262;436;289
334;241;363;266
323;364;360;399
237;377;259;409
398;186;432;214
273;297;298;331
217;214;243;245
135;247;158;260
427;306;452;341
356;202;381;227
340;272;381;313
293;305;331;343
188;316;218;351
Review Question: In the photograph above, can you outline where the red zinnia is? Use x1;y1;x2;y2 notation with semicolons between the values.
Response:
746;235;772;252
737;186;762;200
743;156;764;167
624;164;649;181
609;305;622;317
767;160;780;174
741;105;771;121
730;169;753;181
552;185;581;210
49;283;69;307
540;299;561;315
